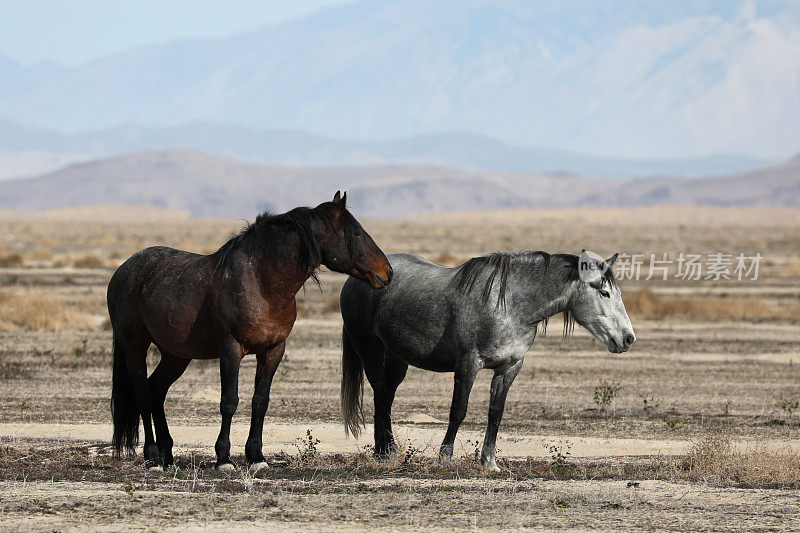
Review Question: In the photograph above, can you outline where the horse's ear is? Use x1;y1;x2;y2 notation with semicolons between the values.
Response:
332;191;347;211
331;190;347;220
606;253;619;268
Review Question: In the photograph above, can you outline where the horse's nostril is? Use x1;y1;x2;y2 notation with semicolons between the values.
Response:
624;334;635;347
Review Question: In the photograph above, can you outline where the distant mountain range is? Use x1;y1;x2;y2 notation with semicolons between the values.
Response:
0;149;796;218
0;0;798;159
0;119;770;179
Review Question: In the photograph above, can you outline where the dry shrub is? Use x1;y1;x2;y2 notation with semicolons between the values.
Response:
625;289;781;322
72;254;105;268
52;255;70;268
0;289;93;331
322;298;340;314
682;433;800;488
0;249;23;267
27;249;53;262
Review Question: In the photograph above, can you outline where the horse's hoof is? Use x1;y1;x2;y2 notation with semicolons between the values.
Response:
146;465;164;472
483;462;501;473
215;462;236;472
249;462;269;473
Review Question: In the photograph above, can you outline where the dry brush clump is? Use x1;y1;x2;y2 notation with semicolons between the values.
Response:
71;253;106;268
624;289;795;323
679;432;800;488
0;248;24;267
0;289;94;331
52;253;107;268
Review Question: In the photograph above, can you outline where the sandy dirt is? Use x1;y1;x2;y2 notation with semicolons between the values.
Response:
3;477;798;531
1;421;699;458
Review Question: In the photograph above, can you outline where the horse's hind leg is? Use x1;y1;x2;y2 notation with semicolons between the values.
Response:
366;353;408;456
147;349;191;467
118;333;161;468
439;353;482;464
380;356;408;454
245;341;285;470
362;349;407;457
480;358;523;472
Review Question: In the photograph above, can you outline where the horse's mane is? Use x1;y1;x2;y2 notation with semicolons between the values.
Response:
454;252;516;311
211;206;330;285
453;251;618;339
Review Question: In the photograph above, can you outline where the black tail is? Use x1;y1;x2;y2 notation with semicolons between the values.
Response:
341;327;365;438
111;334;139;454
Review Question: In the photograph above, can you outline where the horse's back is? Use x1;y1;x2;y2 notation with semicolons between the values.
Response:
108;246;218;355
108;246;207;301
341;253;457;369
340;253;451;323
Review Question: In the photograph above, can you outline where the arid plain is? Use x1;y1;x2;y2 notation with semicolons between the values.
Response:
1;205;799;530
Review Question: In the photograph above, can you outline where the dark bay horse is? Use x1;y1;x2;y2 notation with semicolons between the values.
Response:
108;192;392;470
340;251;634;471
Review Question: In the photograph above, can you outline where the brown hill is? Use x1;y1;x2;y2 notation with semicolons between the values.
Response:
0;149;797;218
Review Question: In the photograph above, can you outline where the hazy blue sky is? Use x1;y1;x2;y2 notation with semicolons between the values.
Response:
0;0;351;66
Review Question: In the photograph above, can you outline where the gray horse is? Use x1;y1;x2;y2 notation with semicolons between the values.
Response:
339;250;635;471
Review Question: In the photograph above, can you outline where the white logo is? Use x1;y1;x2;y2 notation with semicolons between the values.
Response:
578;250;608;283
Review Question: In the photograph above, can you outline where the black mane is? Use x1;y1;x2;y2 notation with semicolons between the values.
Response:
453;250;618;338
211;207;324;283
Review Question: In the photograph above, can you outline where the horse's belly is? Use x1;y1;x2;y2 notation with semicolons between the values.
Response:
379;329;458;372
149;316;220;359
374;304;457;372
393;349;456;372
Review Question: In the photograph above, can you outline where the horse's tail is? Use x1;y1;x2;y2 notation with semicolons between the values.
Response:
111;333;139;455
341;327;365;439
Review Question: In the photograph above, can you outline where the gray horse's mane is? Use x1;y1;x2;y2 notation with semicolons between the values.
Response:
453;250;618;339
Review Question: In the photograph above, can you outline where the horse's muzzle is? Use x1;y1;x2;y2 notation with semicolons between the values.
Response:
369;264;393;288
608;332;635;353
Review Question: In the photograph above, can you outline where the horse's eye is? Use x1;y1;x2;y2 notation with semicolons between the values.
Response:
598;289;610;298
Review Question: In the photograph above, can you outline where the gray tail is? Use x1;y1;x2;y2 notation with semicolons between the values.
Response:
111;334;139;455
340;327;365;439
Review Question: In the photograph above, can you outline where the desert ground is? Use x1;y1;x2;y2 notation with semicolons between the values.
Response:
1;205;799;530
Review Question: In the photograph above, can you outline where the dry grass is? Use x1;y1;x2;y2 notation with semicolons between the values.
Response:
71;254;106;268
51;253;107;268
681;433;800;488
26;249;52;262
624;289;791;323
322;298;340;314
0;249;23;267
0;289;94;331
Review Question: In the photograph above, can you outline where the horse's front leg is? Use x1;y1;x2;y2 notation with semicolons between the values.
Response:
215;338;244;470
439;353;482;465
245;341;286;471
481;358;523;472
